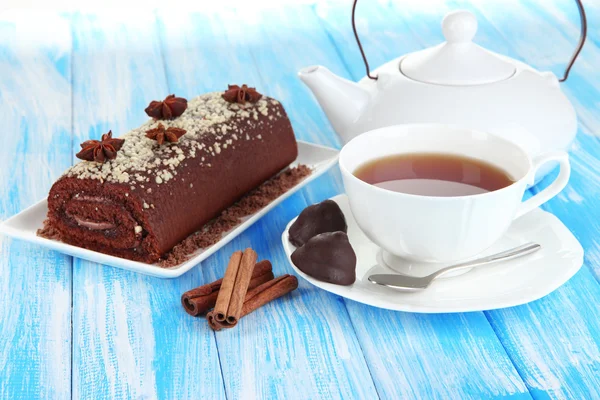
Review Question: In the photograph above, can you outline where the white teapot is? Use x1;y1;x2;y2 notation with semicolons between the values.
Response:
299;6;586;180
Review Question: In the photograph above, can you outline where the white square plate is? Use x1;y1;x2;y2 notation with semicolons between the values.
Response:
0;141;339;278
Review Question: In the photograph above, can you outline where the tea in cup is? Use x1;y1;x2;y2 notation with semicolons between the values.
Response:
339;124;570;263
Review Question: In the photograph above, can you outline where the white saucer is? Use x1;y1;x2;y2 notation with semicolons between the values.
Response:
282;194;584;313
0;141;339;278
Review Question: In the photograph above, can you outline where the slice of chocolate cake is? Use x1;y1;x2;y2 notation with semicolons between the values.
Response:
44;88;298;263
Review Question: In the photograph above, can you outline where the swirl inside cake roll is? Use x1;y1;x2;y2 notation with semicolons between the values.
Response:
63;195;143;248
46;177;159;262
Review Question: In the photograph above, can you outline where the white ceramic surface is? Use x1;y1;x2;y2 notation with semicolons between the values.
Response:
298;11;577;180
282;194;584;313
401;11;515;85
0;141;339;278
339;124;570;262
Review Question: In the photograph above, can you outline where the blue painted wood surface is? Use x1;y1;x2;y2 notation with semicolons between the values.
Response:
1;2;599;399
0;10;72;399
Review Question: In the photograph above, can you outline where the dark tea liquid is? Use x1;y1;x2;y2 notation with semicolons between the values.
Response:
353;153;515;196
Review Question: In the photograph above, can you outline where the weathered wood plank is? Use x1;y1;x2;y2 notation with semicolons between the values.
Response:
536;0;600;50
157;8;378;399
0;10;72;400
70;12;225;400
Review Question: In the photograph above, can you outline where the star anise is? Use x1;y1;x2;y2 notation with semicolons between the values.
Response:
76;130;125;163
145;123;187;145
222;84;262;105
144;94;188;119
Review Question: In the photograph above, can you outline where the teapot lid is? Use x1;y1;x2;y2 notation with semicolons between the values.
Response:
400;11;516;85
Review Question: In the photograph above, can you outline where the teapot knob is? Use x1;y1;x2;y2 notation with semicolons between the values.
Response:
442;10;477;44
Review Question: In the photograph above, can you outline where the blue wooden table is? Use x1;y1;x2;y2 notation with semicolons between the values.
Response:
1;1;600;399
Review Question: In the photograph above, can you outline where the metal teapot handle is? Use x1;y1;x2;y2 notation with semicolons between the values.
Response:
352;0;377;80
352;0;587;83
559;0;587;82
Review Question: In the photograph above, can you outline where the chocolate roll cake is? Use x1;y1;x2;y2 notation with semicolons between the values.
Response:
44;88;298;263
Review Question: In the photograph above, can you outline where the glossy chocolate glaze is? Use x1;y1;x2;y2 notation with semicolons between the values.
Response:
45;93;298;263
288;200;347;247
291;231;356;286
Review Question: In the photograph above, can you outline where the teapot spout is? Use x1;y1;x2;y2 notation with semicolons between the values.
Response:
299;66;370;139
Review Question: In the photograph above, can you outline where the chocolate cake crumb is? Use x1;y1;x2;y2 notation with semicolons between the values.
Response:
37;219;63;241
159;165;311;267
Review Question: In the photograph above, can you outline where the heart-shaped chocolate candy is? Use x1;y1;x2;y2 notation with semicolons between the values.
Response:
288;200;347;247
291;231;356;286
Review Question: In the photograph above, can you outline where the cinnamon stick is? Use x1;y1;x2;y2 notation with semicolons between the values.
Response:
207;274;299;331
206;311;226;331
213;250;243;322
241;274;298;318
226;248;258;324
181;260;273;316
182;270;274;317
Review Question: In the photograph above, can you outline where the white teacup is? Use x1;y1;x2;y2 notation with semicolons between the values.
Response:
339;124;570;263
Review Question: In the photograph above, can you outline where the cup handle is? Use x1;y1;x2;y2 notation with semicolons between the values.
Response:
514;151;570;219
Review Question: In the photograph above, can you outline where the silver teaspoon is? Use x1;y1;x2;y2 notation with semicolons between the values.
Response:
368;243;541;291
